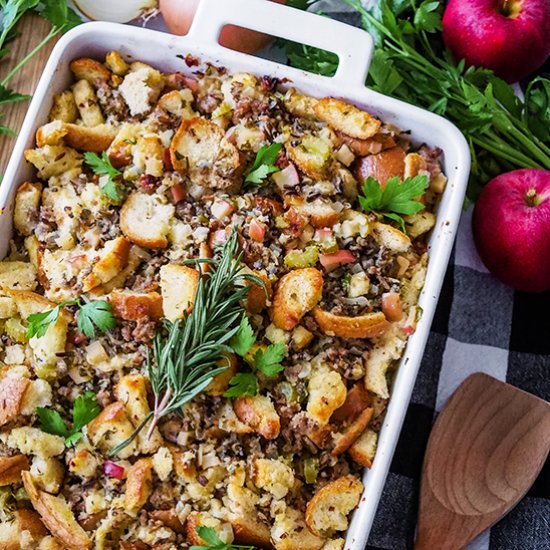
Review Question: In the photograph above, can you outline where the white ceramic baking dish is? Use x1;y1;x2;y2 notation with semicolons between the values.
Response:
0;0;470;546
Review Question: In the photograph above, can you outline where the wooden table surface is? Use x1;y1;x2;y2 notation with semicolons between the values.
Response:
0;14;60;174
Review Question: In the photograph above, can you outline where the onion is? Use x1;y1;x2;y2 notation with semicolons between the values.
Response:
104;460;125;479
340;296;369;307
272;163;300;190
211;200;234;220
73;0;156;22
335;144;355;166
249;218;266;243
159;0;287;54
319;250;355;269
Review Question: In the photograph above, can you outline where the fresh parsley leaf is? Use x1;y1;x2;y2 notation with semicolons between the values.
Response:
230;316;256;357
39;0;82;31
253;344;286;377
244;143;283;186
359;175;427;231
0;84;30;106
224;372;258;398
72;391;102;432
282;40;339;77
524;77;550;143
37;392;100;447
413;0;442;33
26;305;63;339
77;300;116;339
84;152;125;204
36;407;69;438
190;525;257;550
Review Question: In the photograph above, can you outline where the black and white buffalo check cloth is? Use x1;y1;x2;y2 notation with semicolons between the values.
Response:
297;4;550;549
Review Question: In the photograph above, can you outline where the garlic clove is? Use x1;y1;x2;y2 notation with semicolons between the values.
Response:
73;0;157;23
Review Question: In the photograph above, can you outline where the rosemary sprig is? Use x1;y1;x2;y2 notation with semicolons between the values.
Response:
109;228;264;456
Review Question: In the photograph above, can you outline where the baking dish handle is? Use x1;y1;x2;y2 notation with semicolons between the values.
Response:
187;0;374;88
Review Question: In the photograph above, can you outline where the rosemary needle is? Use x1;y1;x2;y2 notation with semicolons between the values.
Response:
109;228;264;456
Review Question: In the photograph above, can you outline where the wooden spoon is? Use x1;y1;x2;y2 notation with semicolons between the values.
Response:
415;373;550;550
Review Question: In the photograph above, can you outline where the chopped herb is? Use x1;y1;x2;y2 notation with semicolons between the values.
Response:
190;526;257;550
77;300;116;339
253;344;286;377
37;391;101;447
230;315;256;357
84;151;126;203
244;143;283;186
26;299;116;340
359;175;427;232
224;372;258;398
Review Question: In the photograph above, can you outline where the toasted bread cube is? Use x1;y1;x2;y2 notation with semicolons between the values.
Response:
307;362;347;425
68;448;99;480
0;261;37;291
372;222;411;253
36;120;67;147
332;407;373;456
73;79;104;127
217;402;253;435
120;192;175;249
0;296;16;319
124;458;153;515
0;509;48;549
283;89;319;119
135;135;164;177
206;354;238;397
0;366;31;427
348;428;378;468
244;270;272;314
234;395;280;440
29;308;69;373
305;475;363;537
364;328;406;399
81;237;130;292
22;471;92;549
119;64;164;116
159;264;200;321
24;145;82;179
107;122;141;168
291;325;314;351
285;132;332;180
49;90;78;123
185;512;234;546
0;454;30;485
63;123;118;152
105;51;130;76
7;427;64;458
322;539;345;550
30;456;64;494
170;117;242;193
314;98;380;139
253;458;295;499
109;290;163;321
312;309;390;340
14;182;42;236
157;89;194;119
115;374;163;455
70;57;110;84
271;268;323;330
405;211;436;238
271;507;325;550
404;152;428;178
291;198;341;229
87;401;139;459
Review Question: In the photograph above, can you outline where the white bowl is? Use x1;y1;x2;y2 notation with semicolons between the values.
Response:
0;0;470;546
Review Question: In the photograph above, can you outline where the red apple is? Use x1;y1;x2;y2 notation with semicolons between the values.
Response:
472;169;550;292
442;0;550;82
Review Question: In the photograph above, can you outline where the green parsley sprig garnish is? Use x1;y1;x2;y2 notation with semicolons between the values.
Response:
109;228;265;457
224;315;286;398
244;143;283;186
190;526;256;550
26;299;116;339
36;391;101;447
84;152;126;204
359;175;427;232
0;0;81;136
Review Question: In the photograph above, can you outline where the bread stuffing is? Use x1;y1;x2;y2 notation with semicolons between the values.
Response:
0;51;446;548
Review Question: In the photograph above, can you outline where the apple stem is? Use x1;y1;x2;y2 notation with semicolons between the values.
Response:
525;188;544;208
498;0;523;18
